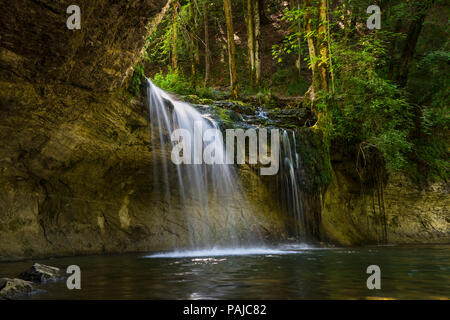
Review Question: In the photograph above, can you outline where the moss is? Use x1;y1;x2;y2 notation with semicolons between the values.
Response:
200;98;215;105
182;95;214;105
128;64;146;96
224;100;252;108
295;127;333;193
210;106;236;130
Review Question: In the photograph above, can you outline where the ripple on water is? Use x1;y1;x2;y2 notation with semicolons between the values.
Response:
143;246;312;258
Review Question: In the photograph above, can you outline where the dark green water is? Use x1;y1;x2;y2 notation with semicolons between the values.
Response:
0;244;449;299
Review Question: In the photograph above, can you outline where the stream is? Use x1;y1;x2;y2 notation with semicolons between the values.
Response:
0;244;448;299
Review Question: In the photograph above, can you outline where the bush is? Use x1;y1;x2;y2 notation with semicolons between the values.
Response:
331;35;414;173
152;68;194;96
129;64;146;96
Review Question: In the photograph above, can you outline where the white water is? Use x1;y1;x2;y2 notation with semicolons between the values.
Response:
146;79;307;250
145;246;312;258
280;129;306;237
147;79;261;247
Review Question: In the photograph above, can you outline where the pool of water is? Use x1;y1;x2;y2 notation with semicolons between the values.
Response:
0;244;449;299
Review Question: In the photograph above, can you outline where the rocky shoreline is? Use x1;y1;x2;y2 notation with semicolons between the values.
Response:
0;263;63;299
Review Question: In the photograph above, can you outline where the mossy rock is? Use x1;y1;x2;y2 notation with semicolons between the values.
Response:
209;106;239;130
181;94;215;106
295;127;332;192
214;100;256;115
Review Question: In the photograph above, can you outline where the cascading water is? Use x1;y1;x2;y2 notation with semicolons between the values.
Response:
146;79;308;252
146;79;262;248
279;130;306;238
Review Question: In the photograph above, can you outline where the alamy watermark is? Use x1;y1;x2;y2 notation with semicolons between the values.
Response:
171;122;280;175
66;265;81;290
366;265;381;290
65;4;379;31
367;5;381;30
67;5;81;30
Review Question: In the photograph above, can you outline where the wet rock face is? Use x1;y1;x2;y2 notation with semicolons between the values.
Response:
210;101;315;128
321;170;450;245
0;0;169;91
18;263;62;283
0;79;289;260
0;0;291;260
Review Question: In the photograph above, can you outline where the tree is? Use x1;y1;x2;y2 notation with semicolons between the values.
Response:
171;1;179;71
246;0;255;87
254;0;262;87
245;0;261;88
188;1;199;87
317;0;329;92
293;0;302;80
396;0;435;87
304;0;330;98
203;0;211;86
223;0;239;98
304;0;320;98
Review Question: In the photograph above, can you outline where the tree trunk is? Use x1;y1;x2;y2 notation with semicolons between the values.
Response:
296;0;302;80
193;0;200;66
246;0;255;87
317;0;329;92
396;0;435;87
171;1;178;71
258;0;270;25
253;0;261;87
223;0;238;98
344;1;357;43
203;0;210;86
326;0;334;93
304;0;319;98
289;0;302;80
387;19;402;80
189;2;197;87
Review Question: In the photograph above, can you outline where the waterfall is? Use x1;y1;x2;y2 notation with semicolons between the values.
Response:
146;79;261;248
279;130;306;238
146;79;307;247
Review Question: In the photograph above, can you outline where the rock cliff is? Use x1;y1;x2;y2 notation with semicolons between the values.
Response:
0;0;447;261
322;168;449;245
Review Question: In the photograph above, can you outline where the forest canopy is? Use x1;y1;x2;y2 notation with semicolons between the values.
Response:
135;0;449;184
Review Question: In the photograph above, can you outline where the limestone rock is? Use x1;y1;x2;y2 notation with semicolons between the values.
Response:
0;80;290;259
321;170;450;245
18;263;62;283
0;0;292;260
0;0;170;91
0;278;34;299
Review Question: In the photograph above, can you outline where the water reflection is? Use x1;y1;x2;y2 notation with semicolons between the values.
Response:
0;245;448;299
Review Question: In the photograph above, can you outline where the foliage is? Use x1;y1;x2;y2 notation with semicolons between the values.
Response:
210;106;236;129
128;64;146;96
152;68;194;95
271;7;310;66
407;29;450;181
153;68;230;100
271;68;309;96
331;34;414;172
143;0;449;183
196;86;229;100
296;127;332;192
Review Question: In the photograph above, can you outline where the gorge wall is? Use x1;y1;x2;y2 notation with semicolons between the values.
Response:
0;0;290;260
1;0;170;91
0;0;448;261
321;163;449;245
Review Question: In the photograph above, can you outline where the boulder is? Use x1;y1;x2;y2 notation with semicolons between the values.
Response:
0;278;34;299
18;263;62;283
